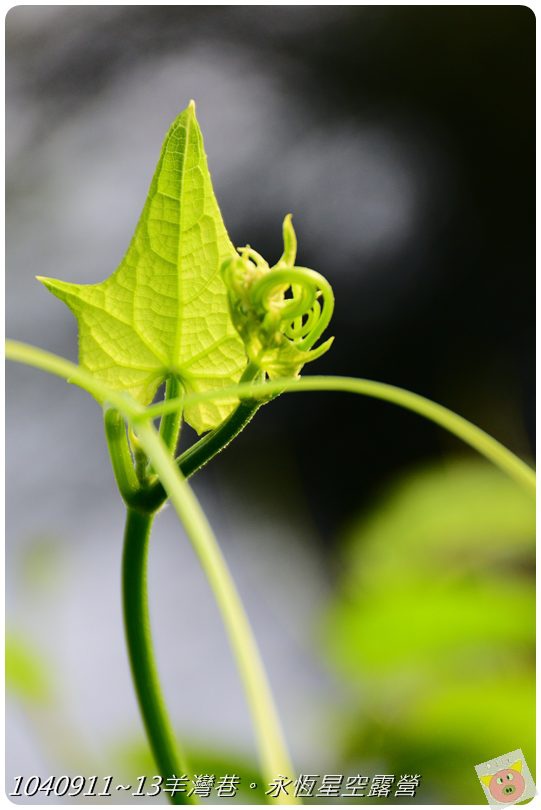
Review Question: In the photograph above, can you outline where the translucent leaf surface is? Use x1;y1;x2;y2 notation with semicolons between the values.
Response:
39;102;246;433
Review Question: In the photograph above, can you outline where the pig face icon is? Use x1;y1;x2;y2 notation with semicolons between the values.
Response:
480;760;525;804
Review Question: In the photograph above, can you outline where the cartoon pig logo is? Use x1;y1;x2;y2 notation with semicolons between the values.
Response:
480;760;525;804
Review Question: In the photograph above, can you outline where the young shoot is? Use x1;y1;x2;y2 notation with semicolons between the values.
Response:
6;100;535;807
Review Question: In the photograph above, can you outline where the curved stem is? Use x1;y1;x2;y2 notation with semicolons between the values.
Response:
7;341;534;497
132;362;264;513
133;420;298;805
104;408;140;503
145;376;536;496
123;508;194;805
7;340;297;797
5;339;144;418
7;338;535;800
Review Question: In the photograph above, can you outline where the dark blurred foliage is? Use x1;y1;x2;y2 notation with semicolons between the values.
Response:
6;7;534;547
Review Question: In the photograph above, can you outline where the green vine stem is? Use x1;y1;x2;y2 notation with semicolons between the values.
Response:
107;378;198;805
105;404;295;804
12;340;532;501
131;362;265;513
103;367;288;803
132;419;298;805
135;396;263;512
103;364;265;513
6;338;536;806
123;507;195;806
146;375;536;496
5;340;143;416
104;408;196;805
6;342;296;800
104;408;140;501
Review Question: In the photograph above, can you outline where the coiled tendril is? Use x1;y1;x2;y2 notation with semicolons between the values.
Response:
222;215;335;378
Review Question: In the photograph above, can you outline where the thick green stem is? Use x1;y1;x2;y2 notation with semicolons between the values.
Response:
123;508;194;805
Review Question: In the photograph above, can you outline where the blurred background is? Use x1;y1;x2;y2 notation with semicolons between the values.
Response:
6;6;535;804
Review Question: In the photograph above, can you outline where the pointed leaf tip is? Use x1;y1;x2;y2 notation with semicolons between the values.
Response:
37;275;59;289
36;275;81;305
36;275;58;292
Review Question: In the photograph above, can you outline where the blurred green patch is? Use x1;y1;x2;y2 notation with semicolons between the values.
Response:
6;632;53;705
323;459;535;804
18;533;67;591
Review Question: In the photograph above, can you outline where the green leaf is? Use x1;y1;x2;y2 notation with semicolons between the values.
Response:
38;101;247;434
